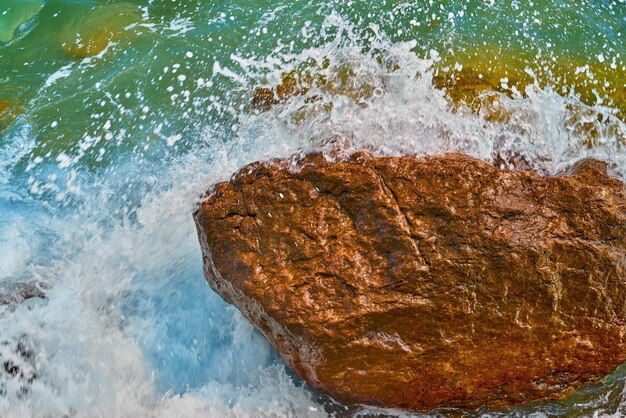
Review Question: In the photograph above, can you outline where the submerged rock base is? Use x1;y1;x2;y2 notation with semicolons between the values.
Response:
194;152;626;412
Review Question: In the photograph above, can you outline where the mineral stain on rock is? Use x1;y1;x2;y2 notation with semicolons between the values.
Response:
194;152;626;412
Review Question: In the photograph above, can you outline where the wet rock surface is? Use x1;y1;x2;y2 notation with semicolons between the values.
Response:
194;152;626;412
0;284;45;399
0;336;37;399
0;282;46;307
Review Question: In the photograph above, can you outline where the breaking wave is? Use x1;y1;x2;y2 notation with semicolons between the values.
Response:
0;4;624;418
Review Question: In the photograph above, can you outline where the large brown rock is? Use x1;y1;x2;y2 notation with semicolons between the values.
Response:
194;152;626;412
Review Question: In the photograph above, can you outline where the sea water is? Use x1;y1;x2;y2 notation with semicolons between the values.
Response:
0;1;625;417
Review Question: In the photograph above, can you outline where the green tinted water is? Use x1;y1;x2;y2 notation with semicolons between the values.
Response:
0;1;625;417
1;1;624;166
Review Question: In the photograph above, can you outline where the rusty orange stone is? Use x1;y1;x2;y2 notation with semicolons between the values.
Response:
195;152;626;412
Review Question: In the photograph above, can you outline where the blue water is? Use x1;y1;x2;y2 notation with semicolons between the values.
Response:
0;1;625;417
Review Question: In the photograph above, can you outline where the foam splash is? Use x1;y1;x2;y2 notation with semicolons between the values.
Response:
0;8;625;418
232;15;625;179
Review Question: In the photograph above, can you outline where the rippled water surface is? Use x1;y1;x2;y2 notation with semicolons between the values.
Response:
0;0;625;417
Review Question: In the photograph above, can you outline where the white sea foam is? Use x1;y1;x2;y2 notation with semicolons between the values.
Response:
43;64;74;88
0;10;624;418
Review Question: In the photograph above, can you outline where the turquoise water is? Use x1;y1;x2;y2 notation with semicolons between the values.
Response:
0;1;625;416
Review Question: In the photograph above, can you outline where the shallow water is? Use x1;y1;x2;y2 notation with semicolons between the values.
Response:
0;1;625;417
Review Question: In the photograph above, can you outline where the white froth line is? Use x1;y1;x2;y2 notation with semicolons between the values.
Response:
213;61;247;85
43;63;74;88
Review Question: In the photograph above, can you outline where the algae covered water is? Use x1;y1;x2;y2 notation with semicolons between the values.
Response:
0;0;625;416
